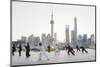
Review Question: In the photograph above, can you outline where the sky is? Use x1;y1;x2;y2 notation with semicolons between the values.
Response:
12;1;95;42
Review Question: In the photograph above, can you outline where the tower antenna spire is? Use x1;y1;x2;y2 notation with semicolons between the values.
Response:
51;8;53;20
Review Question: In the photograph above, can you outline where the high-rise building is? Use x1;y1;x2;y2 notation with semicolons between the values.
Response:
20;36;27;49
88;38;91;46
89;34;95;48
54;33;57;44
74;17;77;40
65;25;70;45
28;34;34;49
21;36;27;43
42;33;47;48
77;35;82;47
34;36;40;48
82;34;88;48
90;34;95;43
71;17;78;47
46;34;51;47
71;30;76;47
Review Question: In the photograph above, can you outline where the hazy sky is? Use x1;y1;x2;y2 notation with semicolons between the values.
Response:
12;1;95;42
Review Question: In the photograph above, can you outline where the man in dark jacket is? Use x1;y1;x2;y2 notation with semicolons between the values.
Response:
65;43;75;56
18;44;22;56
12;44;16;56
25;43;31;58
47;45;51;53
67;45;75;56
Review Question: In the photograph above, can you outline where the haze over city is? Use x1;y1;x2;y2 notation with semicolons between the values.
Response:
12;1;95;42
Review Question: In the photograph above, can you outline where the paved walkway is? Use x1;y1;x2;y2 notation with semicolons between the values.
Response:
12;49;95;66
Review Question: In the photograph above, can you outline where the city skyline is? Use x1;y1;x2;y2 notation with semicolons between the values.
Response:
12;1;95;42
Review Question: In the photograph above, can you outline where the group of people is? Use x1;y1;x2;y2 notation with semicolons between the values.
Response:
12;42;88;61
12;43;31;58
64;44;88;56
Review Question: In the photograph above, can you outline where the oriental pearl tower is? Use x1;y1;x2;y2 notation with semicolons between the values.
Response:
50;9;54;47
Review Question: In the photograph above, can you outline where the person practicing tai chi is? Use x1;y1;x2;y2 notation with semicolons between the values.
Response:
39;42;49;61
65;44;75;56
76;45;80;52
24;43;31;58
80;46;88;53
18;44;22;56
47;45;51;53
55;44;60;56
12;44;16;56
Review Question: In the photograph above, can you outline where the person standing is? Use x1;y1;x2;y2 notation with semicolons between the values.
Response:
55;44;60;56
12;44;16;56
18;44;22;56
39;43;49;61
24;43;31;58
47;45;51;53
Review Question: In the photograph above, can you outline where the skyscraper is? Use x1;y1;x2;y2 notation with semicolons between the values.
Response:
90;34;95;48
54;33;57;44
65;25;70;45
90;34;95;43
77;35;82;47
74;17;77;40
71;30;76;47
46;34;51;47
82;34;88;48
71;17;78;47
88;38;91;47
